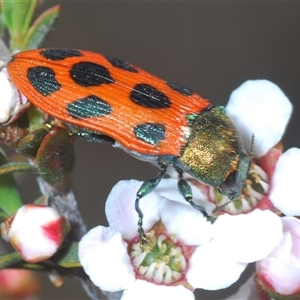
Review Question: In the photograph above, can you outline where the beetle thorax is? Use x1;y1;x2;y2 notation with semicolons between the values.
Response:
177;106;250;199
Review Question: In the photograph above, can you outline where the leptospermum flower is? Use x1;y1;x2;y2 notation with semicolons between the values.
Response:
5;204;70;263
207;80;300;298
255;217;300;298
79;179;282;299
0;68;28;125
206;80;295;216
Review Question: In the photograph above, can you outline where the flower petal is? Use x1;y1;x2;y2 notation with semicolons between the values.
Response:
211;210;282;263
282;217;300;239
269;217;300;268
226;80;292;157
78;226;135;292
105;180;161;240
269;148;300;216
156;178;215;212
121;279;194;300
159;198;214;246
155;178;190;204
267;232;293;263
256;257;300;296
186;242;247;290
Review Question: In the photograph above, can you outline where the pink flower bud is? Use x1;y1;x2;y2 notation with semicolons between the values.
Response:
0;269;40;299
5;204;70;263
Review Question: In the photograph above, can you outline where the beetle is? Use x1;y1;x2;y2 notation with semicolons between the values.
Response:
7;48;251;242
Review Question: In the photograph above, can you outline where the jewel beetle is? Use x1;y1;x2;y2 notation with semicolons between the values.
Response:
7;48;251;242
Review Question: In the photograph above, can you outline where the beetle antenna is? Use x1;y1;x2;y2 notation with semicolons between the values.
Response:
212;200;231;213
250;133;255;161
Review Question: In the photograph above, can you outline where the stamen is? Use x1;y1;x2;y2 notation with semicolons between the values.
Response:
132;250;147;266
145;262;157;280
154;261;166;283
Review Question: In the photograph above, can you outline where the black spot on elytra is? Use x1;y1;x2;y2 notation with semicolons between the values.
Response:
27;66;61;96
40;49;83;61
167;82;193;96
130;83;171;108
134;123;165;145
66;95;112;119
70;62;114;87
105;55;138;73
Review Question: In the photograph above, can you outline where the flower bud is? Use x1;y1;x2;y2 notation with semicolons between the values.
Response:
5;204;70;263
0;269;40;299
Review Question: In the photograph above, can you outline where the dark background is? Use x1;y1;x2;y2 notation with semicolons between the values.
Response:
16;1;300;299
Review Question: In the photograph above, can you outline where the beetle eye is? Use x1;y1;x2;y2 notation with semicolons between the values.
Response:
219;171;238;200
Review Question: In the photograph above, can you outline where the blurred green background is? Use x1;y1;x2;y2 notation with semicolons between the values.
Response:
14;1;300;299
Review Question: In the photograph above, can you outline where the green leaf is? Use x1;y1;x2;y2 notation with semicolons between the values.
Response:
27;106;47;130
0;252;23;269
17;128;49;158
56;242;81;268
0;0;38;51
0;7;7;38
0;151;23;218
0;252;48;271
23;4;61;50
0;211;7;219
36;127;75;187
0;162;37;175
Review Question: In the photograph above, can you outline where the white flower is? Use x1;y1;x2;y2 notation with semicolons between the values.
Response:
0;69;28;125
256;217;300;297
209;80;297;218
79;180;281;299
210;80;300;299
5;204;70;263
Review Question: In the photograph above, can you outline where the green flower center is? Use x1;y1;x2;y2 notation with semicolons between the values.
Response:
129;227;187;285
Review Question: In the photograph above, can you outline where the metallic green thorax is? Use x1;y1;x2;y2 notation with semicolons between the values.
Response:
177;106;250;200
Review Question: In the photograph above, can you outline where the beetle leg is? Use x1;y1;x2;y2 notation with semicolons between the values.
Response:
77;131;115;143
135;164;167;244
176;168;215;223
